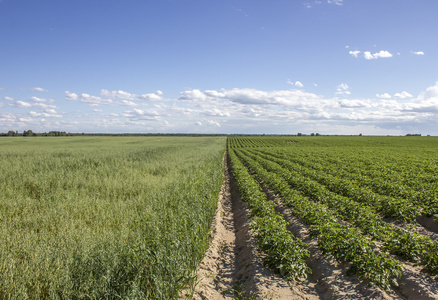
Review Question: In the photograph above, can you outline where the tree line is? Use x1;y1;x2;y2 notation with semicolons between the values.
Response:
2;130;68;137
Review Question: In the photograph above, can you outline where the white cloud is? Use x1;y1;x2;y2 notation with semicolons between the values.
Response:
100;89;134;99
29;96;54;103
18;117;34;123
31;87;48;92
80;93;112;106
65;89;164;107
33;103;57;110
100;89;163;101
179;89;208;101
138;93;162;101
44;108;57;114
363;51;374;60
364;50;393;60
65;91;78;101
419;82;438;100
29;111;60;118
3;96;14;101
208;120;221;127
327;0;343;5
287;80;304;88
394;91;412;99
5;84;436;135
202;108;231;117
295;81;304;88
336;83;351;95
412;51;425;55
15;101;32;108
376;93;392;99
120;100;138;107
349;50;361;58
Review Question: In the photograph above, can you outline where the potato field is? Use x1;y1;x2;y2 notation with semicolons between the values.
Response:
1;136;437;299
223;136;438;299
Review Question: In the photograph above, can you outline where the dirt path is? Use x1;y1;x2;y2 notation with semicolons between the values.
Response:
189;156;438;299
192;157;320;299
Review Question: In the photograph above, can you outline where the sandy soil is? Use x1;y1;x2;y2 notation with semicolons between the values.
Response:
188;156;438;299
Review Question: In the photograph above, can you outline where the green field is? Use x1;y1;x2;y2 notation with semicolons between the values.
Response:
228;136;438;290
0;136;225;299
1;135;437;298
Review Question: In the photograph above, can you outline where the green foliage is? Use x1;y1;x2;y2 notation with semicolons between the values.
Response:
228;149;311;281
251;215;310;280
0;136;225;299
234;147;403;289
315;222;401;290
230;137;438;277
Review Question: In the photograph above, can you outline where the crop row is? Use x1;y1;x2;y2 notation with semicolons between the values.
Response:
252;149;420;222
236;149;438;276
227;136;289;148
228;149;310;280
261;147;437;215
231;150;403;289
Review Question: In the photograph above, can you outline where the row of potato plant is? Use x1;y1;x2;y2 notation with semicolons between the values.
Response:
239;149;438;275
253;149;420;222
264;147;437;215
234;149;403;290
228;149;311;280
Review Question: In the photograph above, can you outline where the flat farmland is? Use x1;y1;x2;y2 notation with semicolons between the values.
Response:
212;136;438;299
1;135;438;299
0;136;225;299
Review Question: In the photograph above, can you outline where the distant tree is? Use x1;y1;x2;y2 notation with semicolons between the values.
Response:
23;130;34;136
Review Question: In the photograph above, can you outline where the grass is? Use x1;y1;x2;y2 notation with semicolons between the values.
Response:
0;136;225;299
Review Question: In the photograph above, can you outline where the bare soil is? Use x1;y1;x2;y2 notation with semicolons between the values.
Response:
188;157;438;299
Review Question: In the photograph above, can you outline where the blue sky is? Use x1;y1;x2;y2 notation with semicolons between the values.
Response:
1;0;437;135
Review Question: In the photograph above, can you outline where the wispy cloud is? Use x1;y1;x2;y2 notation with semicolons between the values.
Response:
376;91;412;99
394;91;412;99
349;50;361;58
411;51;425;55
305;0;343;8
287;80;304;88
3;83;438;135
233;7;249;17
29;96;55;103
335;83;351;95
349;49;393;60
100;89;163;101
30;87;48;92
64;89;164;107
327;0;343;5
65;91;78;101
364;50;392;60
376;93;392;99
